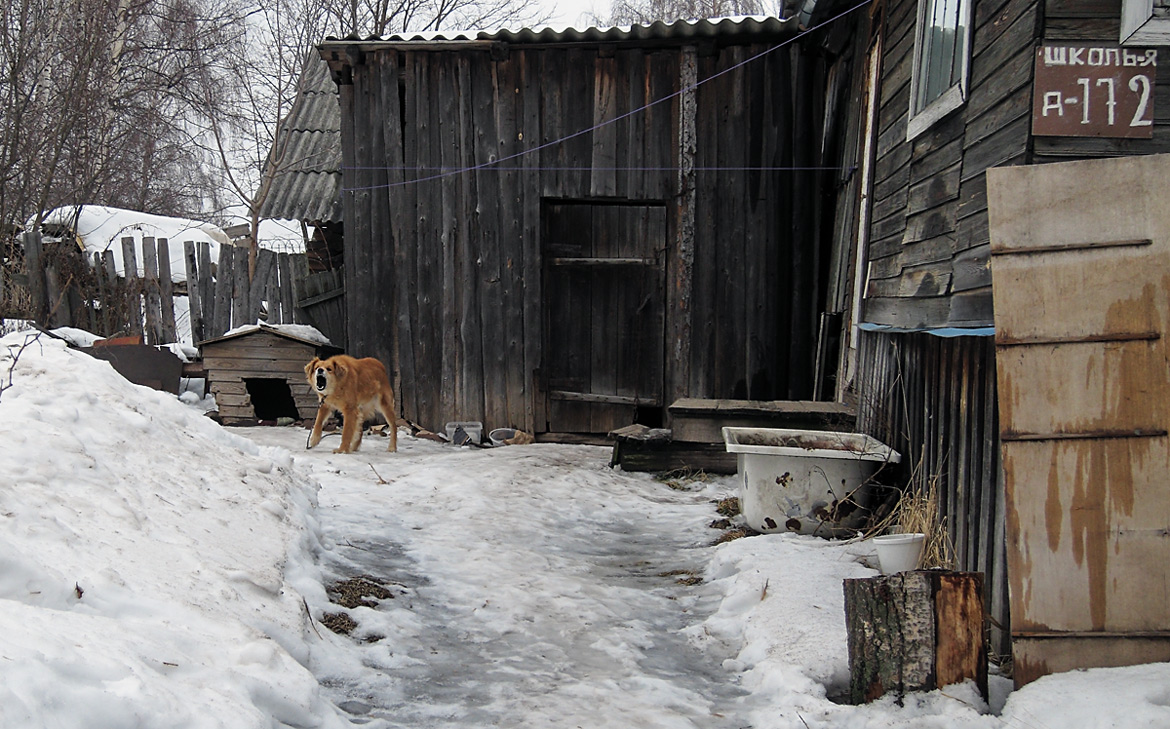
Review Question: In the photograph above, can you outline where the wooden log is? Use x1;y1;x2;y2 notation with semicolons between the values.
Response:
843;570;987;704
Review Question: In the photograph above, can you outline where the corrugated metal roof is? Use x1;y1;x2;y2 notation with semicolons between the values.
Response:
258;54;344;224
324;15;800;46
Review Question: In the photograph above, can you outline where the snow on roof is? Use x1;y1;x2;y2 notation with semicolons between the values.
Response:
201;322;333;348
33;205;230;283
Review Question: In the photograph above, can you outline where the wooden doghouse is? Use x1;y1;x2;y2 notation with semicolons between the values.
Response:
200;324;341;425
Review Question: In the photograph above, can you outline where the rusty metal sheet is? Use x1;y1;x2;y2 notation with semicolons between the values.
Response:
1032;44;1157;138
987;153;1170;687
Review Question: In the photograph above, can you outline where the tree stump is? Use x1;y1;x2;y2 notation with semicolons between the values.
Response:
843;570;987;704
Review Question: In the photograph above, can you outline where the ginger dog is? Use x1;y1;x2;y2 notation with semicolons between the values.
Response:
305;355;397;453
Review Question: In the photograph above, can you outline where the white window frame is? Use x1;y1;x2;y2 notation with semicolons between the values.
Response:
906;0;973;141
1121;0;1170;44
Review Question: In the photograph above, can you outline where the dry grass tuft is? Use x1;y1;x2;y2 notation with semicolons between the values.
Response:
321;612;358;635
329;576;395;609
712;525;757;545
714;497;741;518
656;468;711;491
891;475;954;569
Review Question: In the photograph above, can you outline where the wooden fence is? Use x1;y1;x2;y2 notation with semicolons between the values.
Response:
16;230;346;349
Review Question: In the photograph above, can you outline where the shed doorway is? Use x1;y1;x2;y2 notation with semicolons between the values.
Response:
542;202;667;434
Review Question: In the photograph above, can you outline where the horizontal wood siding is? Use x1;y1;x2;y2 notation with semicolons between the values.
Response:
336;39;833;434
856;329;1010;661
863;0;1039;329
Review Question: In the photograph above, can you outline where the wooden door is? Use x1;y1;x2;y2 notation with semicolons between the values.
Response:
542;202;666;434
987;154;1170;687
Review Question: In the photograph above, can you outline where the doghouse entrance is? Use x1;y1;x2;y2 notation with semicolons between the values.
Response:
244;378;301;421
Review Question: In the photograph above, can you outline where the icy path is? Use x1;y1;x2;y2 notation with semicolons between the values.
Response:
234;428;754;728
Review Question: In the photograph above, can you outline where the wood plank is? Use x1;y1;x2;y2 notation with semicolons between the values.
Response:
455;53;484;424
495;53;526;430
906;162;961;215
902;205;957;245
141;237;162;345
231;244;250;330
952;244;992;292
1042;17;1121;39
523;51;544;432
212;243;234;337
122;237;143;338
158;239;176;343
590;55;619;197
250;248;276;324
23;232;46;324
184;241;205;343
863;294;952;330
197;242;215;339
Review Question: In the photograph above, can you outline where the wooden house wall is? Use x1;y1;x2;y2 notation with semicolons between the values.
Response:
841;0;1170;667
336;40;831;434
863;0;1040;330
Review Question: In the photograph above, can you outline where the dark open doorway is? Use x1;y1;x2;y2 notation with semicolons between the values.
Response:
244;378;301;421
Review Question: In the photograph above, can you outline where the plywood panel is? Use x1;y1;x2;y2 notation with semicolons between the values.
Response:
988;153;1170;686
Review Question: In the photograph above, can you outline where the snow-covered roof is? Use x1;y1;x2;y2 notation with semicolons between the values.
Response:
33;205;230;283
199;322;334;349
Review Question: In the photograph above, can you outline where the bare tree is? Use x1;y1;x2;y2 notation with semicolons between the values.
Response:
605;0;779;25
208;0;549;274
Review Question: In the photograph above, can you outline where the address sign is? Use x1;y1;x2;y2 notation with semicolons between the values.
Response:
1032;44;1157;139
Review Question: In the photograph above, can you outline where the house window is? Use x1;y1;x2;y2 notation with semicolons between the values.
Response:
907;0;972;140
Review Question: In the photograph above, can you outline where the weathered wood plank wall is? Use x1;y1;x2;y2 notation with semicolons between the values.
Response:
855;329;1009;661
334;36;833;435
862;0;1040;330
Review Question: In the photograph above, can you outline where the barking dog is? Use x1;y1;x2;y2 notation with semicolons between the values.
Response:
304;355;397;453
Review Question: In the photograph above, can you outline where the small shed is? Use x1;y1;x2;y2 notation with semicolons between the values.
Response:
200;324;341;425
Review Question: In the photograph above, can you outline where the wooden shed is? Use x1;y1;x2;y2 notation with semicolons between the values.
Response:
317;16;857;439
200;324;341;425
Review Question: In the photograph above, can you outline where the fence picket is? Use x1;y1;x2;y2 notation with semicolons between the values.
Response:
250;249;276;324
277;253;295;325
158;239;176;344
231;246;250;329
213;244;233;335
184;241;204;343
24;232;47;323
141;237;162;344
121;237;143;339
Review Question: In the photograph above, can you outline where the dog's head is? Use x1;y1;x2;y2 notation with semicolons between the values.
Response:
305;356;347;396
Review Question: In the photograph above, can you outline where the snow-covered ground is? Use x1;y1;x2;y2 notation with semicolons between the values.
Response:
1;328;1168;728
